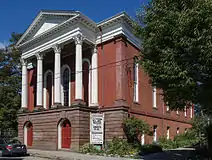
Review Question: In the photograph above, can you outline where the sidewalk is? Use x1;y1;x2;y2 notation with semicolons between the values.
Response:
28;149;140;160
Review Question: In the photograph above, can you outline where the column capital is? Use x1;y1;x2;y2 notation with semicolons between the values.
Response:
92;45;98;54
52;44;62;54
20;58;27;66
74;34;84;45
35;52;43;60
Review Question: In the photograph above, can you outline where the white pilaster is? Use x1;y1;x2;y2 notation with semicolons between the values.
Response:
21;58;28;108
91;46;98;106
53;44;62;104
36;52;43;106
74;34;84;100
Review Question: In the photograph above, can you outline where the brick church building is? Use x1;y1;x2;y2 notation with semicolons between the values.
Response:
17;10;193;151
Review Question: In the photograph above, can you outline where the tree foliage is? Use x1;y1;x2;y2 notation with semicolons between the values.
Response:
134;0;212;112
0;33;22;137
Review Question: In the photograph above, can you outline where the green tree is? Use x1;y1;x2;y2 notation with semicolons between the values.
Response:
0;33;22;138
134;0;212;112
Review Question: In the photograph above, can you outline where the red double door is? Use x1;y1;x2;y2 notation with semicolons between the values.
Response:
61;121;71;149
27;123;33;146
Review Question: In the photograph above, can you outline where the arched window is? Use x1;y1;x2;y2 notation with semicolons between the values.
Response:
63;68;69;106
44;70;53;109
82;58;91;106
61;65;71;106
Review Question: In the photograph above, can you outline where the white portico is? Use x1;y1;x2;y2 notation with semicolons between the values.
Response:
18;10;99;109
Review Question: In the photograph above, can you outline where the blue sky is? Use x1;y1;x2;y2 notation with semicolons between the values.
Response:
0;0;149;47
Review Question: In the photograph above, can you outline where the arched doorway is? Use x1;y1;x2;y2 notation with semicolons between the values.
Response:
24;122;33;146
58;119;71;149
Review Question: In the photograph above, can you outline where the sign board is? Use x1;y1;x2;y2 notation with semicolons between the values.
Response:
90;113;104;144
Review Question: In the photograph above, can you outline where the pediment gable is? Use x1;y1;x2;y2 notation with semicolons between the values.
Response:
17;10;79;45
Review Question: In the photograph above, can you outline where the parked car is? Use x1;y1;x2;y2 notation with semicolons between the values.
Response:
0;138;27;156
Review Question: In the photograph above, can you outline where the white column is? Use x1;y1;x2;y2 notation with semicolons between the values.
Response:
36;52;43;106
74;34;83;100
21;58;28;108
53;44;62;104
91;46;98;106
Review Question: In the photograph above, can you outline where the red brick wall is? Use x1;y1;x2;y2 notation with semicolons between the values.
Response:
98;40;117;107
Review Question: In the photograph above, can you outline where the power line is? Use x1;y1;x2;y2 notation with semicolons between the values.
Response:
21;56;140;86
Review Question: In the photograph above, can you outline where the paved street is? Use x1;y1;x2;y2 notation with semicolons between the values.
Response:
0;148;205;160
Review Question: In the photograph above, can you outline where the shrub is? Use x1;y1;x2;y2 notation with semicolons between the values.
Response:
79;143;104;155
123;116;150;144
139;144;163;155
158;136;177;149
106;137;138;157
174;131;198;148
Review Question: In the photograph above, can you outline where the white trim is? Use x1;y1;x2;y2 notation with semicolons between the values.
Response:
43;70;54;109
82;58;91;106
153;125;157;142
166;102;169;111
153;86;157;108
167;127;170;139
57;120;62;149
17;14;80;46
141;133;145;145
61;64;71;106
21;28;81;59
176;127;179;134
24;123;28;146
190;106;193;118
184;106;187;117
133;62;139;102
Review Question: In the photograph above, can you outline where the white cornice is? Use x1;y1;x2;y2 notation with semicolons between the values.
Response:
17;10;79;46
19;10;141;59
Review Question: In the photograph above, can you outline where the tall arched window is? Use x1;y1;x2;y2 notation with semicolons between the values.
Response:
61;65;71;106
133;57;139;102
82;58;91;106
63;68;69;106
44;70;53;109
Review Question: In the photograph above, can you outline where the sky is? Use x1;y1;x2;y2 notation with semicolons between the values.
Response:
0;0;149;48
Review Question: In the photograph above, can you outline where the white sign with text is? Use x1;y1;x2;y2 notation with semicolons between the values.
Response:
90;113;104;144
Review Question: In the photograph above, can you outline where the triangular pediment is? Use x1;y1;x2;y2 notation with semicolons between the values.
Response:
17;10;79;45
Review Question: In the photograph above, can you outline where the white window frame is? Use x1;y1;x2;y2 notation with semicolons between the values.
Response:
133;62;139;102
166;102;169;111
141;133;145;145
190;106;193;118
153;86;157;108
153;125;157;142
184;106;187;117
177;127;179;134
61;64;71;106
167;127;170;139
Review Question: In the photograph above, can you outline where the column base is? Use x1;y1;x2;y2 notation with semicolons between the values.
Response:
34;105;44;111
72;99;86;107
18;107;28;113
113;99;129;107
51;103;62;109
